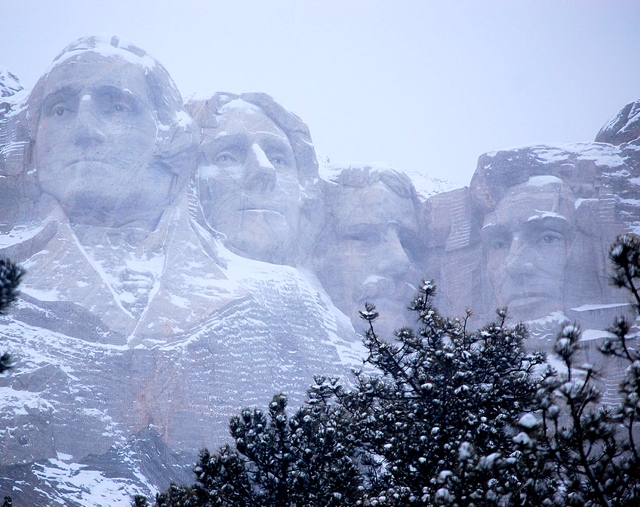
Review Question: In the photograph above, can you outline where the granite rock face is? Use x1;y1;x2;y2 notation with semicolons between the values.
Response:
0;69;23;99
186;92;321;267
428;137;640;402
596;99;640;146
2;35;640;504
310;163;427;338
0;36;362;502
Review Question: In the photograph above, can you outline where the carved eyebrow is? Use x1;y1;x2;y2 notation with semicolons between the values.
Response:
260;137;293;155
41;86;80;111
204;133;249;152
93;86;140;110
480;224;510;242
525;215;570;232
345;223;384;236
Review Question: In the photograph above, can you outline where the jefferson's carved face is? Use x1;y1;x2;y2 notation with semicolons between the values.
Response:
481;176;574;319
198;100;300;264
320;177;421;333
35;53;176;229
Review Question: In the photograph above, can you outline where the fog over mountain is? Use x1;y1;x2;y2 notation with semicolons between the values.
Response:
2;1;640;186
1;15;640;504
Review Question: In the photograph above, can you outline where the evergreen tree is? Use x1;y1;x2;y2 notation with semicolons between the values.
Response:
517;233;640;507
158;391;363;506
132;495;150;507
155;484;199;507
0;258;24;374
154;234;640;507
337;282;546;506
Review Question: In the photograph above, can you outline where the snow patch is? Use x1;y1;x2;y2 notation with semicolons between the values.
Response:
34;458;153;506
571;302;629;312
50;34;158;72
220;99;260;113
0;224;48;248
20;287;61;302
526;175;563;187
580;329;616;342
252;143;273;168
527;211;568;222
518;413;539;429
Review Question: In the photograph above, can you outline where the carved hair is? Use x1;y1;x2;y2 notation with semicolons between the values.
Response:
331;165;419;202
26;35;187;134
17;35;199;200
186;92;319;184
468;144;605;217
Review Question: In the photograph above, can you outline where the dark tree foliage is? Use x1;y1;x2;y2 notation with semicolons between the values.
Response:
516;233;640;507
0;258;24;374
0;258;23;312
157;391;363;506
338;282;546;506
153;234;640;507
132;495;150;507
0;259;25;506
155;484;199;507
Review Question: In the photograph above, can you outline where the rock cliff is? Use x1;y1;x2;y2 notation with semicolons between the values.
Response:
1;35;640;503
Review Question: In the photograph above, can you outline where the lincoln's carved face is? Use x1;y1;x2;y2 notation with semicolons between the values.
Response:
35;52;177;229
481;176;574;319
198;100;300;264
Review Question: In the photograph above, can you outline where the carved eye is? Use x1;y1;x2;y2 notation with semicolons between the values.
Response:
268;152;290;167
491;239;509;250
345;230;382;245
51;106;69;117
215;152;238;164
538;231;564;245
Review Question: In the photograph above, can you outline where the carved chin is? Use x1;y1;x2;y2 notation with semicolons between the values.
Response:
504;293;561;318
354;278;414;305
226;210;295;263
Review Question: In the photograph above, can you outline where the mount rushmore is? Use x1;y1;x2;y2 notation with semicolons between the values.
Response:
1;35;640;503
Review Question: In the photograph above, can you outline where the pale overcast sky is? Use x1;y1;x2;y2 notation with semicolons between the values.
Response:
2;0;639;186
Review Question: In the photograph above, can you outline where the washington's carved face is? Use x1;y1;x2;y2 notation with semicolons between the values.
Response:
35;53;176;229
198;100;300;264
481;176;574;319
321;177;421;332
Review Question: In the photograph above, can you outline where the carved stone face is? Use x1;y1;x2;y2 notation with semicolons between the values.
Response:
35;52;176;229
198;100;300;264
481;176;574;319
321;176;421;333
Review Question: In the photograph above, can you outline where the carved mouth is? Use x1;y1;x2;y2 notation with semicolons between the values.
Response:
67;159;111;166
506;292;550;307
356;277;412;303
238;208;285;218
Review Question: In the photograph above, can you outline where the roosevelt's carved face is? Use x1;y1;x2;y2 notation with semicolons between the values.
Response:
198;100;300;264
481;176;574;319
35;53;177;230
320;176;421;334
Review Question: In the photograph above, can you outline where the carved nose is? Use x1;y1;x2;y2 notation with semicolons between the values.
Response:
505;238;535;277
74;102;106;147
244;144;277;192
377;223;411;278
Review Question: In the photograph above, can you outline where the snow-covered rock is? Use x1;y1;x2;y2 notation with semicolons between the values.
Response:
3;34;640;505
0;36;364;501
